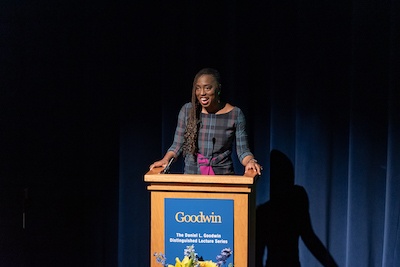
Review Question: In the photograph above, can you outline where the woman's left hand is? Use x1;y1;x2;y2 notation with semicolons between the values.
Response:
245;160;262;175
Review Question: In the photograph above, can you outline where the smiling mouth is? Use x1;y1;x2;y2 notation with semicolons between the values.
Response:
200;97;209;105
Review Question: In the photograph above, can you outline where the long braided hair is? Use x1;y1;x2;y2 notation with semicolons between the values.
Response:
183;68;222;157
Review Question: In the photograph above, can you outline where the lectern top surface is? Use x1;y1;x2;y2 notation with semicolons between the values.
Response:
144;167;257;185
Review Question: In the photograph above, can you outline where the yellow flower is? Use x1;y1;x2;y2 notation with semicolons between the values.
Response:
171;256;194;267
198;260;218;267
181;256;190;265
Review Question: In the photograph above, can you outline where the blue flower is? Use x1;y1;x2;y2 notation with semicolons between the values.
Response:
215;248;232;266
184;244;198;260
153;251;167;266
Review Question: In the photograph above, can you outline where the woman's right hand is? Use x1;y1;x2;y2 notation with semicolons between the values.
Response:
149;159;169;170
150;151;176;170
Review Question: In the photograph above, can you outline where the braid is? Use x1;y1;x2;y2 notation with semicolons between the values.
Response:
183;100;200;157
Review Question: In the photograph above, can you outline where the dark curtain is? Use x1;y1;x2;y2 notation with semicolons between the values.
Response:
120;1;400;267
1;1;119;266
2;0;399;266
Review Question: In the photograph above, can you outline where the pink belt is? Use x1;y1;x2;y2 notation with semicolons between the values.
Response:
197;153;216;175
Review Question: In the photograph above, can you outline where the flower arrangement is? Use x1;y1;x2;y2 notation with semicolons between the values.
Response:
154;245;233;267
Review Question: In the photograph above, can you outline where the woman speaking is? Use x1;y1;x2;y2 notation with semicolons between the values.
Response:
150;68;261;175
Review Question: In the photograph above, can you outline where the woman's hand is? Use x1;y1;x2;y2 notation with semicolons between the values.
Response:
243;157;262;175
149;159;169;170
150;151;177;170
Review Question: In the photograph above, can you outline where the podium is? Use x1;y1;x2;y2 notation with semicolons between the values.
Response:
144;167;258;267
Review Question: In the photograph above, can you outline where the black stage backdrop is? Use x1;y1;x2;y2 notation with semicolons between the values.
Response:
2;1;400;267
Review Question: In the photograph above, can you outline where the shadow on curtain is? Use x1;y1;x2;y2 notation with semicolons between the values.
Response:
256;150;338;267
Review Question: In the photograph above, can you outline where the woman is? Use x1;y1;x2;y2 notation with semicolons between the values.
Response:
150;68;261;175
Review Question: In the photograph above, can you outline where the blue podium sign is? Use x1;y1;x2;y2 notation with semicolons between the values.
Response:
165;198;234;265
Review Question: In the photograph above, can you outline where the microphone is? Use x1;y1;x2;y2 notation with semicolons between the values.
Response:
210;137;216;167
161;157;175;174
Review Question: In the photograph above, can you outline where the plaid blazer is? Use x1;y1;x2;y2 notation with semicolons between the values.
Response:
168;103;253;175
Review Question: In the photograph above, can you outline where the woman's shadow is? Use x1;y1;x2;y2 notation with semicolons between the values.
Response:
256;150;338;267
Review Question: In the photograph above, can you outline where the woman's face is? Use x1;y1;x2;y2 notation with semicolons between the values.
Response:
195;74;220;113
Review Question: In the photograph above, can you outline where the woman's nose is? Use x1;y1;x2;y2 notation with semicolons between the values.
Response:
199;88;206;95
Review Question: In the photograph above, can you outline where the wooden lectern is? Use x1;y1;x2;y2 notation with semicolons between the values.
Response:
144;167;258;267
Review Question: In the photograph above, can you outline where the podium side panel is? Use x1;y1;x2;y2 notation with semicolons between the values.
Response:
151;192;165;267
233;193;249;267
